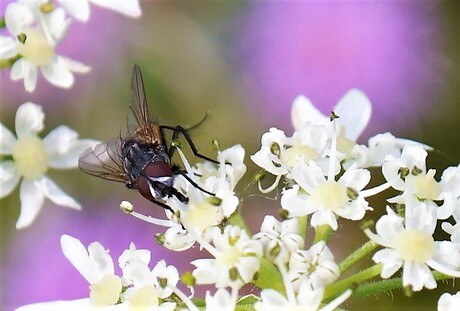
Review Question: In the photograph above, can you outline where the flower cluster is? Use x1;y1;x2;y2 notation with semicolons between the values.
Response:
17;235;179;310
0;102;98;228
9;90;460;310
0;0;141;92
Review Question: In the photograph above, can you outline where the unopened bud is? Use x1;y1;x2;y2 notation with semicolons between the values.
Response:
120;200;133;213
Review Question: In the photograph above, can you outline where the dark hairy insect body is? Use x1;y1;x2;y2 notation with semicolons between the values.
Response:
78;64;216;213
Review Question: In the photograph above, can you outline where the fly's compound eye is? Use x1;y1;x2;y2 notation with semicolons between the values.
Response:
138;162;174;201
143;161;173;178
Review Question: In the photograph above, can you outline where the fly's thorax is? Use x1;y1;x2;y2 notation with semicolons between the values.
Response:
121;140;170;183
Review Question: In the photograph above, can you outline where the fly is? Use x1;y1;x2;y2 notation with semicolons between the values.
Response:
78;64;216;213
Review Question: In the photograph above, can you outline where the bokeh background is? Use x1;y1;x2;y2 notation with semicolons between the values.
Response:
1;1;460;310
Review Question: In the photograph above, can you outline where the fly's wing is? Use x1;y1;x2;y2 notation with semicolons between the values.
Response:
128;64;163;144
78;139;128;183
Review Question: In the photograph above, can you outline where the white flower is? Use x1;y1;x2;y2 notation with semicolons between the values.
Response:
288;241;340;291
251;127;290;176
151;260;179;298
157;145;245;250
438;292;460;311
255;279;351;311
60;235;122;306
191;225;262;288
291;89;371;142
17;235;177;310
253;216;304;263
5;1;70;44
382;144;429;191
0;102;98;228
0;2;89;92
205;288;237;311
365;202;460;291
281;161;371;230
438;165;460;220
57;0;141;22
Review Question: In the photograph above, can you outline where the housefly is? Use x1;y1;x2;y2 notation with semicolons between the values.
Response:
78;64;216;213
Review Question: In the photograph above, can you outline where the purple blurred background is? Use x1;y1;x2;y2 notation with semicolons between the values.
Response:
2;1;460;310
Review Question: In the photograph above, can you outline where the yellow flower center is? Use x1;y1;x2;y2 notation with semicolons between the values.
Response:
182;200;223;232
17;28;55;66
128;285;159;309
216;246;242;268
406;171;441;200
394;229;434;263
89;275;122;306
310;180;348;211
11;135;48;179
281;145;318;167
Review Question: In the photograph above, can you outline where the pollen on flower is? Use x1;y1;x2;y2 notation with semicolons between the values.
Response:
120;200;134;213
406;170;441;200
216;247;243;267
182;201;224;232
281;145;318;167
16;28;55;66
11;135;48;179
89;274;122;306
394;229;435;263
127;285;159;307
310;180;348;212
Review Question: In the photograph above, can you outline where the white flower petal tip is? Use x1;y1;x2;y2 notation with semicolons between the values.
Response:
90;0;142;18
334;89;372;141
291;95;327;131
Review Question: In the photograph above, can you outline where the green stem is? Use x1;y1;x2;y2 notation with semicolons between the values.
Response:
0;17;5;28
339;240;379;273
329;270;458;301
227;212;251;235
351;277;403;299
298;215;308;241
324;264;382;300
252;257;285;293
313;224;332;244
0;55;20;69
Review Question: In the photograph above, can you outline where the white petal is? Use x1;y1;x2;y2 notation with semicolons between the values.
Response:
373;248;403;278
39;7;71;43
338;166;370;191
90;0;141;18
10;59;38;92
50;139;99;168
291;95;328;131
15;298;93;311
0;161;20;198
16;179;45;229
57;0;91;22
60;56;91;73
15;102;45;137
60;236;95;284
41;176;81;209
0;35;18;59
403;261;435;291
334;89;372;141
41;57;74;88
44;125;98;168
311;210;338;230
0;122;17;154
5;2;34;34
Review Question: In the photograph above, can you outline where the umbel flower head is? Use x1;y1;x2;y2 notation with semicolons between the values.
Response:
13;88;460;311
0;0;141;92
0;102;98;228
0;1;90;92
